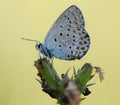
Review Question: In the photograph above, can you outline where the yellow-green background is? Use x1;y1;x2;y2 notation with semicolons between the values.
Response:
0;0;120;105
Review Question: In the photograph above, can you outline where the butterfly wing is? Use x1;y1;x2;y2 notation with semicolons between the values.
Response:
43;5;90;60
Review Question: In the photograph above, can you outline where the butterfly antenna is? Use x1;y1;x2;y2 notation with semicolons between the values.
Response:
21;37;40;43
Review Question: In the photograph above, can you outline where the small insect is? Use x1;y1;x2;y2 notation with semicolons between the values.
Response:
22;5;90;60
94;67;104;82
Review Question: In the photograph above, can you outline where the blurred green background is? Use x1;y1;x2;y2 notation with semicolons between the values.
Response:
0;0;120;105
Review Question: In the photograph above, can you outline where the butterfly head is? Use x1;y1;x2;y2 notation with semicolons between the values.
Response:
36;43;44;53
36;43;53;59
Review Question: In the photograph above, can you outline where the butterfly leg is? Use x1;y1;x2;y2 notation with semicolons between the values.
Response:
50;57;54;65
38;52;41;58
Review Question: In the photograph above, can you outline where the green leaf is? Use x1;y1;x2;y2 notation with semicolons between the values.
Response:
35;58;64;98
74;63;93;93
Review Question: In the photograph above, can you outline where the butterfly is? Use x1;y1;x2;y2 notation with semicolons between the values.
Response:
36;5;90;60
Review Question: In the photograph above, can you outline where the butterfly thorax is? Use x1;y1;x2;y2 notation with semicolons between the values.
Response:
36;43;53;59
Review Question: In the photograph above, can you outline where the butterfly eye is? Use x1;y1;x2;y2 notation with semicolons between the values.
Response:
36;43;41;49
37;44;41;48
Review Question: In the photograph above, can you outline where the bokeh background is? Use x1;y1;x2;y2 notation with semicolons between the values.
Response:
0;0;120;105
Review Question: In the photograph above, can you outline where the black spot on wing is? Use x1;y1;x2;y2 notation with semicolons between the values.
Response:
73;35;75;38
66;34;69;36
71;50;73;54
73;39;75;42
83;41;87;44
81;47;85;50
67;17;70;20
54;38;57;42
60;25;64;28
60;33;63;36
59;45;61;47
67;28;70;31
67;55;70;57
84;33;89;38
69;21;71;24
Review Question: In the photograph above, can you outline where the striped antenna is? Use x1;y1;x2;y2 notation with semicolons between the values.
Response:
21;37;40;43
